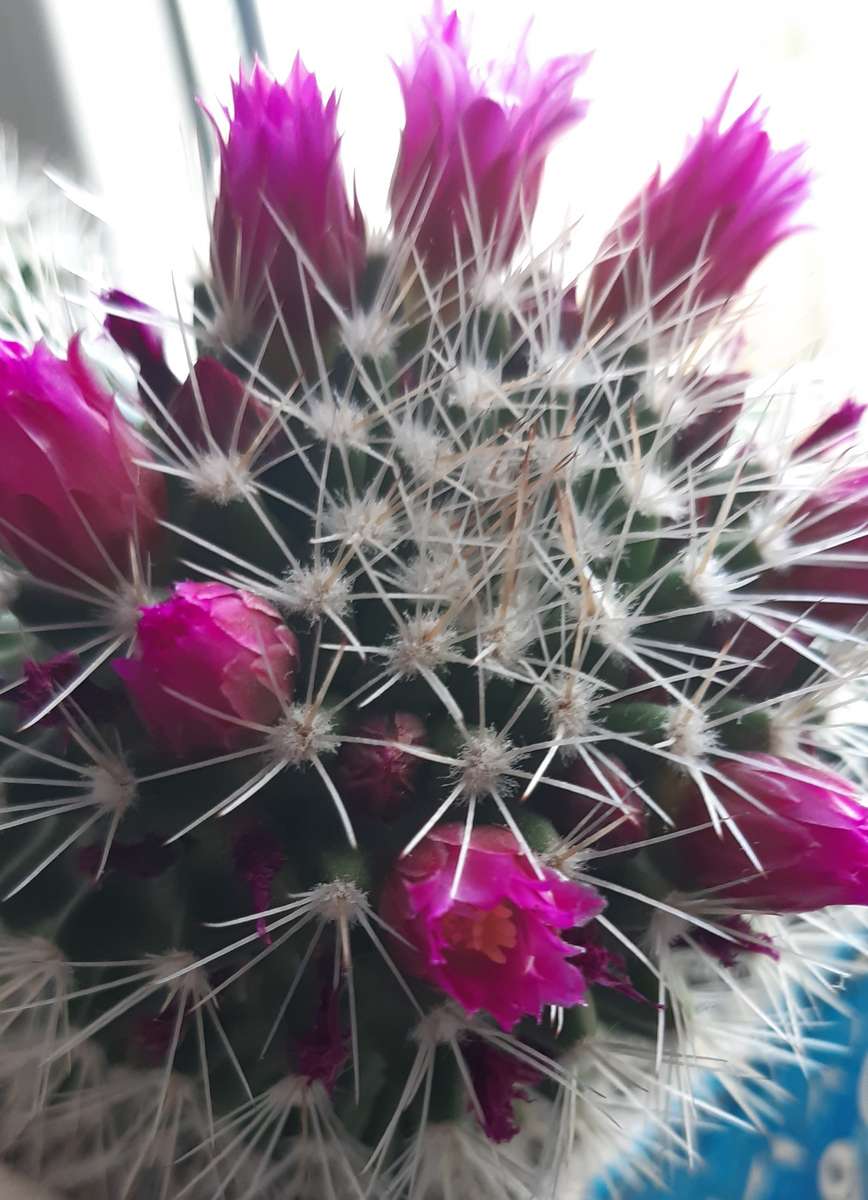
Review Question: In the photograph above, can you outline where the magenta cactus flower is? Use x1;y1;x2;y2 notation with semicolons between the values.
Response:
764;468;868;628
794;397;866;459
379;824;603;1030
169;356;277;457
537;755;647;852
0;337;165;588
585;87;809;337
337;711;426;819
674;755;868;911
209;58;365;347
103;289;178;404
709;616;807;699
115;581;299;756
390;6;589;277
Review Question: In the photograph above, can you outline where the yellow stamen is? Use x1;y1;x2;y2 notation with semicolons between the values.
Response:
441;903;517;964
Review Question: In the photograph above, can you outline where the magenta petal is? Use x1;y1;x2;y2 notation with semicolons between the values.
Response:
0;337;165;587
795;398;866;460
379;823;603;1030
210;58;364;346
587;88;810;336
674;754;868;911
390;8;589;276
115;581;299;758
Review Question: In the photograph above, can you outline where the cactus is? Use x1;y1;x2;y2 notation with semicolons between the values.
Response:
0;10;867;1199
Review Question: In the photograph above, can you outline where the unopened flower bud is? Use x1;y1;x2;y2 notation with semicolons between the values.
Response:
672;754;868;911
391;7;588;277
0;337;164;587
337;712;425;819
115;581;298;756
586;87;808;337
169;356;277;457
210;59;364;348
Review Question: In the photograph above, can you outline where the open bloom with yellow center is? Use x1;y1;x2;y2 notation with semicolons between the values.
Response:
379;824;604;1029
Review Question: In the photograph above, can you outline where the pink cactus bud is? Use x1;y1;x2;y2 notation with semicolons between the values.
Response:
102;289;178;403
794;397;866;460
391;6;589;277
337;712;426;819
463;1040;539;1143
586;85;809;338
671;373;747;466
115;581;299;757
210;58;365;346
379;823;604;1030
764;468;868;628
536;755;647;853
673;755;868;911
169;356;280;460
0;337;165;588
709;616;808;698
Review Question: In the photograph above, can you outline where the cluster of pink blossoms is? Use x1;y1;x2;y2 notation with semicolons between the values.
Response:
1;5;867;1175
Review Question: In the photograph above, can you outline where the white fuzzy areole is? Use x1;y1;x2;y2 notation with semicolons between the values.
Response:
268;704;340;765
280;563;352;621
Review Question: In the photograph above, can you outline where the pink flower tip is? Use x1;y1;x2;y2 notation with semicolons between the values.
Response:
672;754;868;912
761;467;868;628
569;927;646;1004
232;826;286;944
337;712;426;819
682;915;778;968
295;979;349;1094
210;57;364;346
379;823;604;1030
115;581;299;757
390;5;590;277
586;86;810;339
0;336;165;588
464;1040;539;1143
169;356;282;460
102;289;178;402
794;397;866;460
